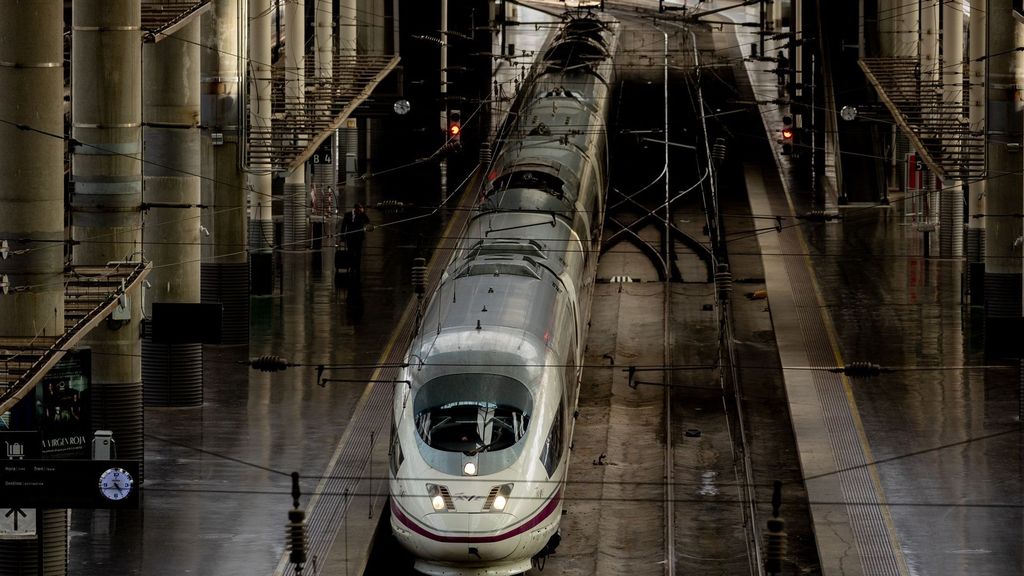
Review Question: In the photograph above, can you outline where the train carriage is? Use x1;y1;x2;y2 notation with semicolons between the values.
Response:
389;13;619;576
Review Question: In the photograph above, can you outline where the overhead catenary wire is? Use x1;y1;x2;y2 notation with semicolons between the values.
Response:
141;426;1021;504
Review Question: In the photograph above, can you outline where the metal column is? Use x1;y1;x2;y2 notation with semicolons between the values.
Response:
142;14;203;407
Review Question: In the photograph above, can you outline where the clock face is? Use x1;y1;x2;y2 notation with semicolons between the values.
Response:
98;467;133;501
393;99;411;115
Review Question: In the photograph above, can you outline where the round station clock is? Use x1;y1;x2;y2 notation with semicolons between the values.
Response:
393;99;411;115
98;467;134;501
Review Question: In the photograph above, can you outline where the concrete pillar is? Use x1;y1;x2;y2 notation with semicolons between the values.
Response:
897;0;919;59
878;0;892;56
794;0;804;109
283;0;307;250
940;0;965;258
0;2;66;572
968;0;987;300
249;0;274;293
202;0;249;343
72;0;144;481
362;0;387;54
339;0;358;194
142;15;203;406
316;0;333;81
880;0;919;58
921;0;939;79
310;0;335;249
340;0;358;59
983;0;1024;339
343;120;359;189
0;0;65;341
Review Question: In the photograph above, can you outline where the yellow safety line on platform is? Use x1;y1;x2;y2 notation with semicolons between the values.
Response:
773;105;912;576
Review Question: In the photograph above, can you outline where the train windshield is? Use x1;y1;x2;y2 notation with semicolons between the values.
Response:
414;374;532;454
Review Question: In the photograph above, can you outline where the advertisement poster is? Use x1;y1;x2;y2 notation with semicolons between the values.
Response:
35;350;91;459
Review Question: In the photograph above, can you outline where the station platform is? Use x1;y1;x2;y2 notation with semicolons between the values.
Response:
725;4;1022;575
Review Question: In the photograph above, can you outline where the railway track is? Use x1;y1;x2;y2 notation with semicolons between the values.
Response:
541;8;765;576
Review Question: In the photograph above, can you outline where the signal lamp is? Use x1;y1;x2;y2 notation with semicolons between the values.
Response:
448;109;462;142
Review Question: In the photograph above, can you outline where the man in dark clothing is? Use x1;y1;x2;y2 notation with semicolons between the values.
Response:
341;203;371;273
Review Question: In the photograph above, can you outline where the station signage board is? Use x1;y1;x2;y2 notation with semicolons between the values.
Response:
0;459;140;509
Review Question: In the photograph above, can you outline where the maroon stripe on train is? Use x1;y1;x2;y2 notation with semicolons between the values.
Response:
391;490;562;544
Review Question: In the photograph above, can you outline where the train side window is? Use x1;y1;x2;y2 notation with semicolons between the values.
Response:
540;401;564;477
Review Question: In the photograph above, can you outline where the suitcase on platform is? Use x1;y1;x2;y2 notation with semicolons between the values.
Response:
334;246;352;273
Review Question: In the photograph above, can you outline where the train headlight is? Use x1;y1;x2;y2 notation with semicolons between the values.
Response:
484;483;513;512
463;461;477;476
426;483;453;512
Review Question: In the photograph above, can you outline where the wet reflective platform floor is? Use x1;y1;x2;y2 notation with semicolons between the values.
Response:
69;181;443;575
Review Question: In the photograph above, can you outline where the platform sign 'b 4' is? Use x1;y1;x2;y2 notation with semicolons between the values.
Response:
312;139;333;165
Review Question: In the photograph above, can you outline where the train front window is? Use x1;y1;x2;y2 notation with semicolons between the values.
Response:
413;374;533;454
417;401;528;453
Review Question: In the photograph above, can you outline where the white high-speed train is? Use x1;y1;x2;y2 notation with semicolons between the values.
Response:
389;13;618;576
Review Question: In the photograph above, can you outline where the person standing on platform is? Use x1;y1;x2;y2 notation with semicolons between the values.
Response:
341;203;371;274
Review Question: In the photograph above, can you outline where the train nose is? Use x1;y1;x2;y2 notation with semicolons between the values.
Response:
392;511;520;560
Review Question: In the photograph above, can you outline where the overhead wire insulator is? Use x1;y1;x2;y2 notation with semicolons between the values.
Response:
797;210;841;222
479;141;493;166
411;257;428;295
842;361;883;377
714;263;732;301
764;517;788;575
287;471;307;571
711;137;727;166
249;355;293;372
376;199;407;213
287;508;308;567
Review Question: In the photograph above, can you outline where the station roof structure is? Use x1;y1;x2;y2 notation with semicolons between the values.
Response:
859;57;984;180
